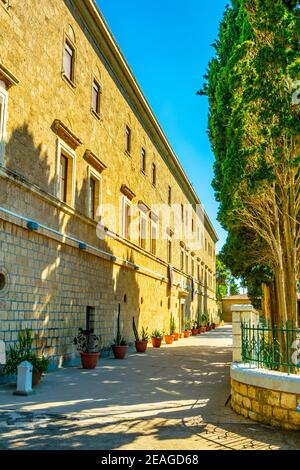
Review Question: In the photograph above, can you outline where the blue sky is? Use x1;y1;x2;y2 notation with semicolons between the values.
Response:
97;0;228;251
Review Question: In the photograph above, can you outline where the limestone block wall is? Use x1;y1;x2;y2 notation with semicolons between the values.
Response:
231;378;300;430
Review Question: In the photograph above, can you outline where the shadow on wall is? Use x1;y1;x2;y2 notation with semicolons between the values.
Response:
1;123;140;368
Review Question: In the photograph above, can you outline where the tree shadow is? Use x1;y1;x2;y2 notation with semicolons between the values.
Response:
1;122;140;372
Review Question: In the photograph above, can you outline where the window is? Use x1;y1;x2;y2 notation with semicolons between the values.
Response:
185;252;189;274
59;155;68;203
168;186;172;206
197;263;200;280
125;126;131;154
88;168;101;221
86;306;95;331
141;148;146;173
139;210;147;249
57;141;76;207
191;257;194;277
167;236;172;264
0;84;8;163
152;163;156;187
181;204;184;223
180;247;184;271
122;196;131;240
92;79;101;116
192;218;194;233
150;220;157;256
63;40;75;83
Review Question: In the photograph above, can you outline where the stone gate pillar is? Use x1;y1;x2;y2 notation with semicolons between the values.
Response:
231;304;259;362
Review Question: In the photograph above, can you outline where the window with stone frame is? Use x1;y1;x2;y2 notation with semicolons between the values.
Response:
150;219;158;256
88;168;101;221
139;210;147;249
57;141;76;207
141;147;146;173
152;162;156;187
122;196;132;240
180;247;184;271
125;126;131;154
63;39;75;83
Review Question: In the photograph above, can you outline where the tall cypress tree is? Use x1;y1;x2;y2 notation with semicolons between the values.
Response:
202;0;300;323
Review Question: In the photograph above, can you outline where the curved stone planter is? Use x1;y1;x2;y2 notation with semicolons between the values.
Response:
231;363;300;430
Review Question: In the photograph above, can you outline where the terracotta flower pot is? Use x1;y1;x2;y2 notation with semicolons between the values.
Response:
212;324;216;330
200;327;206;333
135;340;148;353
32;370;42;387
173;333;180;341
151;337;162;348
183;330;190;338
112;345;128;359
191;329;198;336
80;351;100;369
165;334;173;345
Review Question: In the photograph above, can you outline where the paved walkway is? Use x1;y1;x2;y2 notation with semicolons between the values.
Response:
0;325;300;450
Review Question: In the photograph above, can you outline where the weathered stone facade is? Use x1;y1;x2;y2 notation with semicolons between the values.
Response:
0;0;217;367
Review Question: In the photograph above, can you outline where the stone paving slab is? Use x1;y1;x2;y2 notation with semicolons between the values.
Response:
0;326;299;450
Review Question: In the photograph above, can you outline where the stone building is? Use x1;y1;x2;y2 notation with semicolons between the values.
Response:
0;0;218;367
221;294;251;323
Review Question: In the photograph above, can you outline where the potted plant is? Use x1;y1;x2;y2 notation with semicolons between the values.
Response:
112;305;128;359
4;329;49;386
200;314;208;333
151;330;163;348
133;317;149;353
74;328;101;369
164;332;174;345
183;321;191;338
169;313;179;342
211;322;216;330
191;320;198;336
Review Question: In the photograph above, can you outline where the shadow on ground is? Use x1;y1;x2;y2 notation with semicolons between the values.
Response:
0;327;299;450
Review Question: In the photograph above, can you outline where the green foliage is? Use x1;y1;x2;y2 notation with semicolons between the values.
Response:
201;313;208;326
113;306;127;346
132;318;149;341
184;321;191;331
216;254;240;301
4;329;49;376
202;0;300;308
140;327;150;341
151;329;163;339
170;314;176;334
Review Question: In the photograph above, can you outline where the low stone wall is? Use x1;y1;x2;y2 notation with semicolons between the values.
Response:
231;364;300;430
